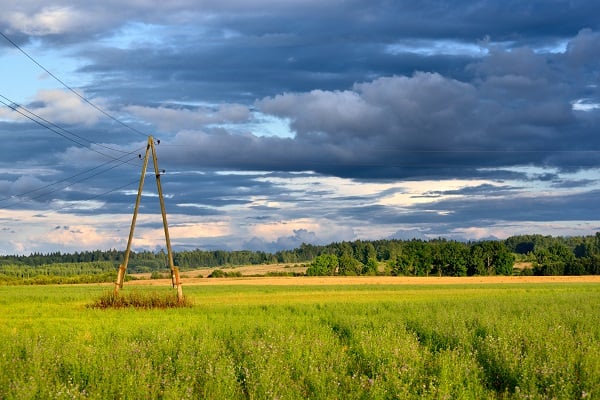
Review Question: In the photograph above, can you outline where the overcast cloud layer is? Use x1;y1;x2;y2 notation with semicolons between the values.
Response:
1;1;600;254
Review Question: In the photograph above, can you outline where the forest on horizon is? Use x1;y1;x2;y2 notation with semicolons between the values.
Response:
1;233;600;284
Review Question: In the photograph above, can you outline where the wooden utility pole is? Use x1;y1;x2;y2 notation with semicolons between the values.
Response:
114;136;183;301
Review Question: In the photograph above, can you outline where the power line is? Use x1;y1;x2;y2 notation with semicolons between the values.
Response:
0;95;142;163
32;178;142;218
29;155;141;203
0;93;133;154
0;154;144;209
0;93;148;213
0;30;149;139
0;31;171;237
0;152;144;206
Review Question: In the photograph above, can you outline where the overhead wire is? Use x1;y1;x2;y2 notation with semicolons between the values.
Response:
0;97;148;213
31;178;143;218
0;92;151;213
0;31;149;139
0;93;132;155
0;152;144;206
0;31;152;214
0;31;177;235
30;154;141;202
0;94;142;163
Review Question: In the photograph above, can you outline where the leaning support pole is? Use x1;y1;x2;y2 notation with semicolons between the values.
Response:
149;139;184;302
114;139;151;295
114;136;184;302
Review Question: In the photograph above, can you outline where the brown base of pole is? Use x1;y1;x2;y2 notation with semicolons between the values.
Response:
172;267;184;302
176;284;184;303
114;264;126;295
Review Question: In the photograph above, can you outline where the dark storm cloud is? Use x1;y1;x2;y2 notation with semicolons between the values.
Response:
3;0;600;253
415;184;518;198
418;189;600;225
551;179;596;189
151;29;600;182
333;188;600;230
6;28;600;184
6;1;599;48
7;0;592;104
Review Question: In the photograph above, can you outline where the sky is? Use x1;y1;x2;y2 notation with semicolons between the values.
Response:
1;1;600;255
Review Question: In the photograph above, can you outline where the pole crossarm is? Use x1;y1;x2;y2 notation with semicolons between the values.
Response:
114;136;183;301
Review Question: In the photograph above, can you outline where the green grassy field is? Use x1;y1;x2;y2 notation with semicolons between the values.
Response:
0;283;599;399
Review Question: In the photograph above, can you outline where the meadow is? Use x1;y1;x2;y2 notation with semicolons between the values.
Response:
0;281;598;399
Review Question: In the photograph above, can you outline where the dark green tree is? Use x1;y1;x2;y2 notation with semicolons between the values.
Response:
363;258;378;275
469;241;515;276
306;254;339;276
338;253;363;276
433;241;468;276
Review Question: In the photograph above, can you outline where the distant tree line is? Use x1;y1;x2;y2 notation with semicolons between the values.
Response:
1;234;600;282
305;234;600;276
306;239;515;277
0;249;281;272
505;233;600;275
0;261;116;285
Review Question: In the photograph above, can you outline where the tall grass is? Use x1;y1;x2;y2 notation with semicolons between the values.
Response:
0;283;598;399
89;290;193;309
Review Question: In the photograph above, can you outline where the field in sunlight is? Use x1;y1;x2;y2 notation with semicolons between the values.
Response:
1;281;599;398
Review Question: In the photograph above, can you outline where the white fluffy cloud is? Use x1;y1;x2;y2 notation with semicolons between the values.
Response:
3;6;89;36
1;89;109;126
125;103;251;132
